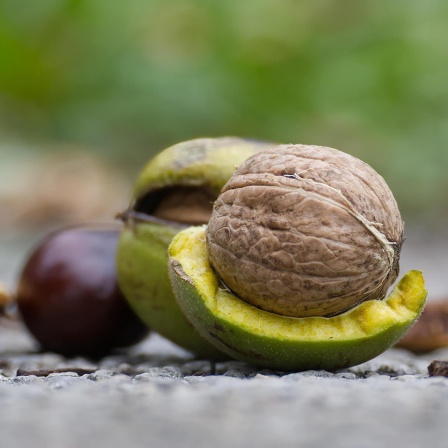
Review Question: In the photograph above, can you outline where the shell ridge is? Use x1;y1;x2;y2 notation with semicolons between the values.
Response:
220;180;397;268
207;239;389;281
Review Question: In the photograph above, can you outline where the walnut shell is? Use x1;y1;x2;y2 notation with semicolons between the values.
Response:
206;144;404;318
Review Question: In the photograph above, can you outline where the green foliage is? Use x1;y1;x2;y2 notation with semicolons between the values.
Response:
1;0;448;217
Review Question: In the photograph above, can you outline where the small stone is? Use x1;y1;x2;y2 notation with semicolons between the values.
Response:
284;370;336;380
253;373;269;379
364;371;390;379
363;374;392;382
181;360;213;376
334;372;359;380
133;373;152;382
257;369;281;377
141;366;183;379
11;375;45;386
428;360;448;377
47;372;79;378
87;369;114;381
390;375;420;382
105;374;132;384
45;373;82;389
214;360;253;375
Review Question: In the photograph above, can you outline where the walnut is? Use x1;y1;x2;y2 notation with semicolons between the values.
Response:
206;144;404;318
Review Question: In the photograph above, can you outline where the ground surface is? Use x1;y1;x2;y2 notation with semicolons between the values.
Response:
1;320;448;448
1;226;448;448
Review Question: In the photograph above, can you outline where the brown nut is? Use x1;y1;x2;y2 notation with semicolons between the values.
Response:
206;144;404;318
396;300;448;353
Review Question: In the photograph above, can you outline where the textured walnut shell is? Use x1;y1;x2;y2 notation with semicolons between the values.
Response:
206;144;404;318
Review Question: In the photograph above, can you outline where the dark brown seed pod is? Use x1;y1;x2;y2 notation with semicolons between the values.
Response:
396;301;448;353
16;226;149;356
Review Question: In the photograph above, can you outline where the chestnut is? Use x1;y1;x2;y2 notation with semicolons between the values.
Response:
16;226;149;356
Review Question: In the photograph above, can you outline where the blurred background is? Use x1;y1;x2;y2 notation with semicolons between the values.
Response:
1;0;447;291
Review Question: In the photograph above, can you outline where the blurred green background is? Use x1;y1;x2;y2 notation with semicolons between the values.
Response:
1;0;447;225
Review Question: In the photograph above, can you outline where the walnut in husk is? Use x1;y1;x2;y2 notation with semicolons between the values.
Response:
116;136;275;357
169;144;425;370
206;144;404;318
168;226;426;371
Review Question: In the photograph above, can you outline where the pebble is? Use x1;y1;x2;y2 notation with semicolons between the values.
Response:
181;360;213;376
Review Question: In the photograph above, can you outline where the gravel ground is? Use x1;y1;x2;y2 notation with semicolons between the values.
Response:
1;226;448;448
1;318;448;448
